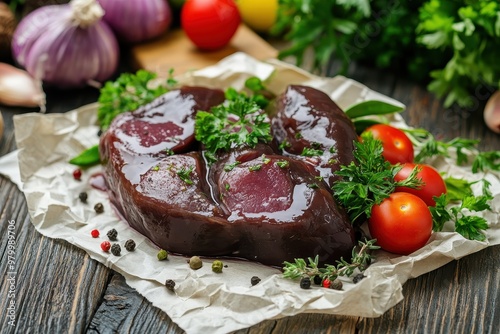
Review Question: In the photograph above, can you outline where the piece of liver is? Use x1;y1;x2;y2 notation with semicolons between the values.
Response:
100;85;357;266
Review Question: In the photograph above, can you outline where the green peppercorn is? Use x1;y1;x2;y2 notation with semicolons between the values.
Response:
330;279;343;290
107;228;118;241
188;256;202;270
124;239;136;251
111;243;121;256
212;260;223;273
165;279;175;292
250;276;261;286
94;202;104;214
300;276;311;289
78;192;88;203
157;249;168;261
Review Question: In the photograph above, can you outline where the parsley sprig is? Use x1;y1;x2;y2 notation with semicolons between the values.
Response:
431;178;492;241
283;239;379;281
97;69;177;130
404;128;500;173
195;95;272;156
332;135;422;223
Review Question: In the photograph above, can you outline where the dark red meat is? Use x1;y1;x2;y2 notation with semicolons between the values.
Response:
100;85;357;266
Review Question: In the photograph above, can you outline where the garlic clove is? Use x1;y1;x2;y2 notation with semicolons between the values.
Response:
0;62;46;112
484;90;500;134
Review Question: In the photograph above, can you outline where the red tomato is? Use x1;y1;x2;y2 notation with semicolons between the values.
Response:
394;163;447;206
369;192;433;255
181;0;241;50
362;124;414;164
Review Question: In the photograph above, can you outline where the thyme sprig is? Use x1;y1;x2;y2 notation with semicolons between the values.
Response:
283;239;380;281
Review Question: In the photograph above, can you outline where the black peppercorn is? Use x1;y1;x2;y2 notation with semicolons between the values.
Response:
107;228;118;241
250;276;261;286
165;279;175;292
353;273;365;284
111;243;121;256
313;275;322;285
300;276;311;289
124;239;136;251
78;192;88;203
94;202;104;214
330;279;343;290
97;129;103;137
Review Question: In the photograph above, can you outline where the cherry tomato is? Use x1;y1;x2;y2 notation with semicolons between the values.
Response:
394;163;447;206
369;192;433;255
181;0;241;50
362;124;414;164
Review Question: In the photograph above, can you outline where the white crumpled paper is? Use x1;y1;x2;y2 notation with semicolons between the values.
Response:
9;53;500;333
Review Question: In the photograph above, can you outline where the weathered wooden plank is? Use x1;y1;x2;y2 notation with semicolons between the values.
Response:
0;181;113;333
87;273;184;334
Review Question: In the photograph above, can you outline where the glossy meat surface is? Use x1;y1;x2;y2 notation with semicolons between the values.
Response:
100;85;357;266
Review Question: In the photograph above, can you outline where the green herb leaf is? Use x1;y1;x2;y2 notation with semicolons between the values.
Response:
97;70;176;130
444;177;473;201
332;135;422;223
344;100;404;119
69;145;100;167
177;166;194;185
195;94;272;156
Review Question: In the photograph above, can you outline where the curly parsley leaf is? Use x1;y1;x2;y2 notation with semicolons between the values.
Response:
195;94;272;156
97;69;177;130
332;135;422;223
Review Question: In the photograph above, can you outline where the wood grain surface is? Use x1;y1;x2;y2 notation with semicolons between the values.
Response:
0;46;499;334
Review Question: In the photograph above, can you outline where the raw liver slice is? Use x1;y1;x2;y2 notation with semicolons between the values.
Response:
100;85;357;266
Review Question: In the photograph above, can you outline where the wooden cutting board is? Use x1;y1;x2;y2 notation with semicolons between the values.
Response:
130;24;278;76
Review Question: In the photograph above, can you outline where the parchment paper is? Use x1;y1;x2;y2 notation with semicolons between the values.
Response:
9;53;500;334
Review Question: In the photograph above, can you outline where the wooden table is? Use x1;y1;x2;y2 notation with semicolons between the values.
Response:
1;47;499;334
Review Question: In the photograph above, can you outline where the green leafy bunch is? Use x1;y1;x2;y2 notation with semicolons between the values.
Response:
194;95;272;157
272;0;371;72
416;0;500;107
97;69;176;130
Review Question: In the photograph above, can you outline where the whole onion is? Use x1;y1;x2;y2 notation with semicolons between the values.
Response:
11;0;119;88
98;0;172;43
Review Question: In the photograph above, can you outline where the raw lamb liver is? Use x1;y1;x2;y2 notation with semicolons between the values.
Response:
100;85;357;266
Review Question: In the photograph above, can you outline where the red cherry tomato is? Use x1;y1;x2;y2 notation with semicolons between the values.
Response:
181;0;241;50
362;124;414;164
394;163;447;206
369;192;433;255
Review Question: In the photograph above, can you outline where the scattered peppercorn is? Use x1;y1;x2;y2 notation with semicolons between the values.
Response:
300;276;311;289
97;129;103;137
94;202;104;214
330;279;343;290
73;168;82;181
107;228;118;241
353;273;365;284
157;249;168;261
165;279;176;292
322;278;331;288
189;256;203;270
250;276;261;286
90;229;100;238
100;241;111;252
124;239;136;251
111;243;121;256
212;260;223;273
313;275;322;285
79;192;88;203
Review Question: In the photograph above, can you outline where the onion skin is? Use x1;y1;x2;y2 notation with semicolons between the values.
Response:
484;90;500;134
11;1;119;88
0;62;46;110
11;5;63;67
0;111;4;141
98;0;172;43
